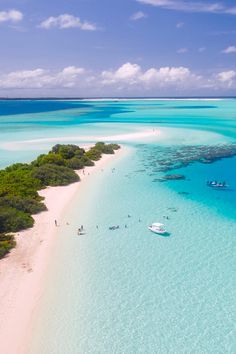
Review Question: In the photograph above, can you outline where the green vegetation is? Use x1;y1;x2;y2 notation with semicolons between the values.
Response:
31;164;80;186
85;142;120;161
95;142;120;154
0;207;34;233
0;233;16;258
0;142;120;259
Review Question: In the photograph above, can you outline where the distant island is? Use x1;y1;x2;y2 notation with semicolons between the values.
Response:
0;142;120;259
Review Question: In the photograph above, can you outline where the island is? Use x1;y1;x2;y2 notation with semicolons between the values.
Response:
0;142;120;259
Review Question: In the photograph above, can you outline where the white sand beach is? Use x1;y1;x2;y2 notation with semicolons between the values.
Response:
0;148;123;354
1;129;159;151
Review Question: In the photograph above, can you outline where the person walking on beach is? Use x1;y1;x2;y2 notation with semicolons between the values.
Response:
55;220;57;227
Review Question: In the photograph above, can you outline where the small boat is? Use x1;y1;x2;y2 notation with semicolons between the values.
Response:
212;184;229;189
148;223;167;235
207;181;229;189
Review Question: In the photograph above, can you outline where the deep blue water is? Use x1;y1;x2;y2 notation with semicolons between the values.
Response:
0;100;91;116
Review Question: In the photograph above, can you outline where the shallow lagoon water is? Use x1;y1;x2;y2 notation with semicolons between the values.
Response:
0;99;236;353
0;98;236;166
28;146;236;354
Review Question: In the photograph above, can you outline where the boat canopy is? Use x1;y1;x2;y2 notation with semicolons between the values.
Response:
152;223;164;227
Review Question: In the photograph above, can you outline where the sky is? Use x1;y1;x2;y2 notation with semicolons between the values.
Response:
0;0;236;97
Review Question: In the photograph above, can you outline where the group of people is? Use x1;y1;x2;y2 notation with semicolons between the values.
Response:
108;215;142;231
109;225;120;230
56;214;171;235
77;225;84;235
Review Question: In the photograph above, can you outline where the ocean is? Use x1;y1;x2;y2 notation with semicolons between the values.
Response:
1;99;236;353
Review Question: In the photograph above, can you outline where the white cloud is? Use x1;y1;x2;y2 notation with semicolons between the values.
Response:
101;62;200;89
137;0;236;15
0;66;86;89
60;66;85;76
102;63;142;85
39;14;97;31
217;70;236;82
0;9;23;23
217;70;236;85
0;64;236;93
7;69;46;80
140;66;199;86
177;47;188;53
130;11;147;20
222;46;236;54
176;21;184;28
217;70;236;88
102;65;236;92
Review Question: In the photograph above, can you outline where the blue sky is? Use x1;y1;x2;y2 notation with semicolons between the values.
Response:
0;0;236;97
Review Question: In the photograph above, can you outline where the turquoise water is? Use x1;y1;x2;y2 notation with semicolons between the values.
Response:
1;99;236;167
0;99;236;353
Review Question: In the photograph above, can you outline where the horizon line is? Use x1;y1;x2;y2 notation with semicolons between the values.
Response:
0;96;236;100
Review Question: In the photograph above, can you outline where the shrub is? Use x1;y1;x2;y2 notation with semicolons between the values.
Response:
50;144;79;159
0;169;42;199
80;156;94;167
85;148;102;161
108;143;120;150
31;164;80;186
0;233;16;259
32;153;65;167
65;157;84;170
0;207;34;233
94;142;120;154
74;148;86;158
94;142;110;153
0;196;47;214
5;163;31;172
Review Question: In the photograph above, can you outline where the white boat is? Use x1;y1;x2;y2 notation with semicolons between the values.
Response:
148;223;167;235
207;181;229;189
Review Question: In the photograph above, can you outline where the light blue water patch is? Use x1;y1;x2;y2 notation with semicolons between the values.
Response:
27;147;236;354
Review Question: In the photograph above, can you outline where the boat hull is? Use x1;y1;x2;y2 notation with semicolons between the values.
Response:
148;227;167;235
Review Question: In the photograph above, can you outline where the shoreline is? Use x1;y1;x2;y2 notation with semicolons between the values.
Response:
0;148;123;354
